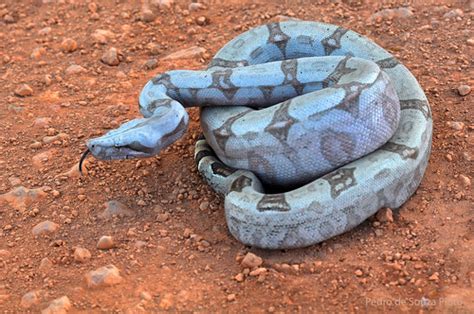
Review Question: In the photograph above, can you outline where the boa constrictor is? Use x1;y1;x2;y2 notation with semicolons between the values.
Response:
84;21;432;249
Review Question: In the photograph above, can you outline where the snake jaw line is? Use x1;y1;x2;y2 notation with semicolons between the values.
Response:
78;149;90;175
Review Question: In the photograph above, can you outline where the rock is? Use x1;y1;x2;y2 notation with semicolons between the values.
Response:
8;176;21;186
0;186;47;211
73;247;91;263
467;38;474;47
3;14;16;24
41;296;71;314
369;7;413;22
158;292;174;310
443;9;464;19
60;38;77;53
429;272;439;281
162;46;206;60
21;290;41;309
355;269;363;277
188;3;205;11
140;291;152;301
85;265;123;288
249;267;267;277
38;27;51;36
140;9;155;22
100;200;134;219
33;221;59;236
33;117;52;128
147;43;161;55
376;207;394;223
65;64;86;75
274;15;301;22
101;47;122;66
234;273;244;282
226;293;236;302
199;201;209;211
97;236;114;249
32;150;54;168
459;175;471;188
195;16;209;26
446;121;465;130
14;84;33;97
143;59;158;70
156;212;169;222
134;240;147;249
31;47;46;60
88;2;97;13
92;29;115;44
43;133;69;144
151;0;174;9
39;257;53;272
43;75;53;86
462;151;471;162
0;249;11;258
457;85;471;96
57;161;88;178
241;252;263;269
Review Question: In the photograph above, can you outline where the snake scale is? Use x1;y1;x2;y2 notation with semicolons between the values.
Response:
84;21;432;249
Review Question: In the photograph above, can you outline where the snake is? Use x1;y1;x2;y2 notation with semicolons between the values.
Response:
82;21;432;249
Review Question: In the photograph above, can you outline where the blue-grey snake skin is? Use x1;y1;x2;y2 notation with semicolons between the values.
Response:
86;21;432;249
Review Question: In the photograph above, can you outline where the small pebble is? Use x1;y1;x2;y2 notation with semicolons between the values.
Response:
38;27;51;36
101;47;122;66
141;9;155;22
234;273;245;282
188;3;205;11
429;272;439;281
97;236;114;249
144;59;158;70
74;247;92;263
32;220;59;236
226;293;236;302
446;121;465;131
158;293;174;310
196;16;209;26
140;291;152;301
100;200;133;219
60;38;78;53
39;257;53;272
162;46;205;60
457;85;471;96
65;64;86;75
20;290;41;309
241;252;263;269
459;175;471;188
199;201;209;211
41;296;71;314
85;264;123;288
376;207;394;223
249;267;267;277
443;9;463;19
14;84;33;97
31;47;46;60
154;0;174;9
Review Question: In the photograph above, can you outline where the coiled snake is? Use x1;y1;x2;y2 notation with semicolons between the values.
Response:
83;21;432;249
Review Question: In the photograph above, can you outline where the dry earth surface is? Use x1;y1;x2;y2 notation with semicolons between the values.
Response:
0;0;472;312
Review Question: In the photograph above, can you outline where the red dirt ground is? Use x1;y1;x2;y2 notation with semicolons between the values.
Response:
0;0;472;312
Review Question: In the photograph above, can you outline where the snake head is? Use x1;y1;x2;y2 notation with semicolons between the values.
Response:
85;104;189;161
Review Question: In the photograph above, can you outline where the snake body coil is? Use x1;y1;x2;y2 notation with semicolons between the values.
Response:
87;21;432;249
